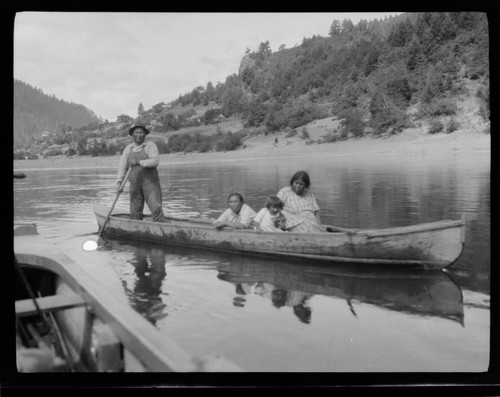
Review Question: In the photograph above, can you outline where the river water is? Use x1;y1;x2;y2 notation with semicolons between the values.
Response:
13;152;490;372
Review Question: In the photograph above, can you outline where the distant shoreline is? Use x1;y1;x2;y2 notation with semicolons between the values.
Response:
13;128;490;172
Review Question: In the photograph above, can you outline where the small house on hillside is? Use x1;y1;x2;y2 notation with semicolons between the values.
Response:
148;120;164;131
117;114;132;123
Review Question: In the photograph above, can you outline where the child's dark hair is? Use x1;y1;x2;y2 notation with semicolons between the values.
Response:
266;196;284;209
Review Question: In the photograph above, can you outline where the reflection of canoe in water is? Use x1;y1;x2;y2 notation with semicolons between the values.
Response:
216;258;465;324
13;223;239;372
94;204;466;269
100;236;464;325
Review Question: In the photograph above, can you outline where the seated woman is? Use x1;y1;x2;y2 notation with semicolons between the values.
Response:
212;192;256;229
277;170;324;233
251;196;289;232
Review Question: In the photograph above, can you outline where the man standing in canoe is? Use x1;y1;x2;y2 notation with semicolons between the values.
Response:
212;192;256;229
116;122;165;222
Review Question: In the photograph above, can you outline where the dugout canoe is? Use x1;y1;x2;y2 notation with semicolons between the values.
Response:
93;204;466;269
13;223;240;372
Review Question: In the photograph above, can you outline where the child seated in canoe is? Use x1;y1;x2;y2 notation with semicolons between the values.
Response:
251;196;288;232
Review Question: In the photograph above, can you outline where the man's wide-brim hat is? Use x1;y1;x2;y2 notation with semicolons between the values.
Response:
128;122;150;136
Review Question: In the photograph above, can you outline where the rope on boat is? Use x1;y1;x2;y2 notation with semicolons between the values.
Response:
14;255;75;371
40;292;76;371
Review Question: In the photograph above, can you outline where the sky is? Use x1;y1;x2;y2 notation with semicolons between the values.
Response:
14;12;402;121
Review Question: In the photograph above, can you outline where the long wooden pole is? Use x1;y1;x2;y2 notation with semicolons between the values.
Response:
97;167;132;238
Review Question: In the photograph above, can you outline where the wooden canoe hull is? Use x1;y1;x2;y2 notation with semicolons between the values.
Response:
14;223;240;372
94;204;466;269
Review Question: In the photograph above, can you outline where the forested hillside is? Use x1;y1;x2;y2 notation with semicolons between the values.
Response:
14;12;490;160
168;12;489;136
14;79;102;148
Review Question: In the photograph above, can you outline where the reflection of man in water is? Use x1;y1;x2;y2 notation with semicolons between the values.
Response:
128;246;167;324
233;282;312;324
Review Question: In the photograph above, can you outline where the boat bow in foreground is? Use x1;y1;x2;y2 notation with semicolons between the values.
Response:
14;223;240;372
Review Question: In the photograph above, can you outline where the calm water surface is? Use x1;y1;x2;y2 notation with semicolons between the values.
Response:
13;152;490;372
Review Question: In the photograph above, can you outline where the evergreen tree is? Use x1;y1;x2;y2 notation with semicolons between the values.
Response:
342;19;355;34
241;67;256;86
329;20;342;37
363;47;380;76
407;36;424;70
244;99;267;127
258;41;272;57
221;87;244;116
357;19;368;33
388;18;414;47
206;82;215;101
438;13;458;41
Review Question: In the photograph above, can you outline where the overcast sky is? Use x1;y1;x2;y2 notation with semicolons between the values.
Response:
14;12;402;121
